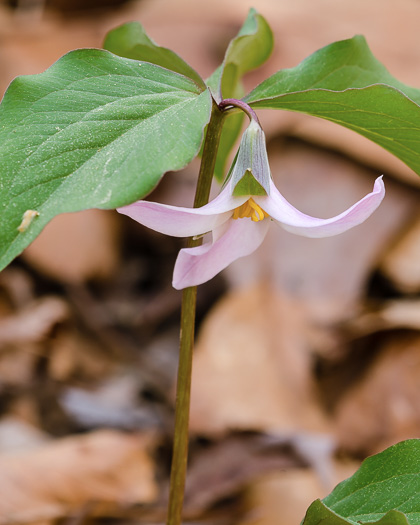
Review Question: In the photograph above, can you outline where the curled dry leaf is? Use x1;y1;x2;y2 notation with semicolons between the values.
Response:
189;283;330;435
0;429;158;524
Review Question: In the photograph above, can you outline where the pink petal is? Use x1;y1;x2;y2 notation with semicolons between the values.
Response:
255;176;385;238
172;218;270;289
117;184;247;237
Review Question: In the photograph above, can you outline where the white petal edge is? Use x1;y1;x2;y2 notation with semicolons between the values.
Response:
255;176;385;238
172;218;270;289
117;184;248;237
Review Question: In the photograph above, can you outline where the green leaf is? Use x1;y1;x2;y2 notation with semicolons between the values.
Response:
207;8;274;100
103;21;205;88
301;440;420;525
244;35;420;176
0;49;211;271
206;8;273;181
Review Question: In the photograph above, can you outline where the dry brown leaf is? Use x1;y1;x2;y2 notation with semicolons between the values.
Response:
335;333;420;454
22;210;120;283
0;267;35;310
0;297;68;347
0;429;158;524
0;343;39;386
239;460;359;525
48;329;115;382
343;299;420;338
189;283;330;436
380;211;420;293
183;433;303;516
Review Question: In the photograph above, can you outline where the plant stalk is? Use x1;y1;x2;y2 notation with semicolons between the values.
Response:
166;99;225;525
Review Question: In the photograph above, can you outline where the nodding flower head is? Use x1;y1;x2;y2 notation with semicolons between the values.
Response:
118;119;385;289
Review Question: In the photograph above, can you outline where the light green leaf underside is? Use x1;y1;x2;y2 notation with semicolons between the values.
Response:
0;48;211;271
206;8;273;181
103;21;205;88
301;440;420;525
245;35;420;176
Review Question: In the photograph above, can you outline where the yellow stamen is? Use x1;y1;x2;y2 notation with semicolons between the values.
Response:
232;198;268;222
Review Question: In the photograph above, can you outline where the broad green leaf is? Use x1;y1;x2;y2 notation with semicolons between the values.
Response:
206;8;273;180
303;499;410;525
103;21;205;88
301;439;420;525
0;49;211;271
244;35;420;176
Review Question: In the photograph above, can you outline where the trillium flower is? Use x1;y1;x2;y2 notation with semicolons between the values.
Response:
118;120;385;290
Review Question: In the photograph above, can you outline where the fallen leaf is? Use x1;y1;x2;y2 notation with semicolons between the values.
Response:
335;333;420;454
183;432;307;517
342;299;420;338
48;329;115;382
0;267;35;310
189;284;330;435
380;211;420;293
0;343;39;386
0;297;68;347
0;429;158;524
60;372;160;430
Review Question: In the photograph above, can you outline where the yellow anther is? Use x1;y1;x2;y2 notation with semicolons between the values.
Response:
232;198;268;222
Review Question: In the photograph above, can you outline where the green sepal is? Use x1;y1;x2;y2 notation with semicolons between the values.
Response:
232;170;267;196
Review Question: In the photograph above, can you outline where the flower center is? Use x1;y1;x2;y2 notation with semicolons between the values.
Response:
232;198;268;222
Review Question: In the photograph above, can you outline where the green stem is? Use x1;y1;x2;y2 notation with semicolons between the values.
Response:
166;99;225;525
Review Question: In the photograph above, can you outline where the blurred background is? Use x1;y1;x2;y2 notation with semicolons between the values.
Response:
1;0;420;523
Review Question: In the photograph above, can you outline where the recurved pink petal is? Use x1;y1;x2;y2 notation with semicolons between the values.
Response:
255;176;385;238
117;185;247;237
172;218;270;289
